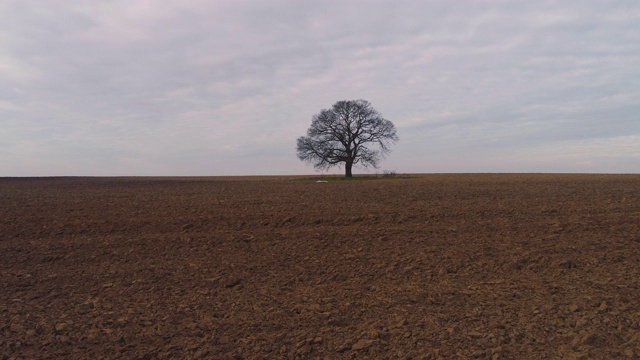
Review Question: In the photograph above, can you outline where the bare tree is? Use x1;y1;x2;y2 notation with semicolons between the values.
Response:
296;99;398;177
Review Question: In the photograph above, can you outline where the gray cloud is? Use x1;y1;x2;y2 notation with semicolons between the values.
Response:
1;0;639;176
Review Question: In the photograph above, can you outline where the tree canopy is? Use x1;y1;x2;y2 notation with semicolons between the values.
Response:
296;99;398;177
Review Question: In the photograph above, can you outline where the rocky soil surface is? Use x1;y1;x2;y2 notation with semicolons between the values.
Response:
2;174;640;359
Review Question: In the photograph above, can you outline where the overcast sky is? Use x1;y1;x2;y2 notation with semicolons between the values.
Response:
2;1;639;176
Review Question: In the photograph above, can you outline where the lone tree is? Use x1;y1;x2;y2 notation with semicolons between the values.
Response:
296;99;398;177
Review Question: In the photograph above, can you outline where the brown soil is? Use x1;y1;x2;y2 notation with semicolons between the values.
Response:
1;174;640;359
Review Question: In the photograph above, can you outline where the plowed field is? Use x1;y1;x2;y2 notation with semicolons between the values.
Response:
2;174;640;359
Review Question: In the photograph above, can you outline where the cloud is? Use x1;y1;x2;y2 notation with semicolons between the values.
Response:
1;1;639;176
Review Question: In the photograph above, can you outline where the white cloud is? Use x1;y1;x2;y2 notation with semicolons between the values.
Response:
1;1;639;176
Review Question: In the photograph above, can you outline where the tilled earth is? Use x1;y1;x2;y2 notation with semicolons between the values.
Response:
1;174;640;359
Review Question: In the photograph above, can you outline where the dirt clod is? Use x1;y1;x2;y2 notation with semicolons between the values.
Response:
351;339;374;351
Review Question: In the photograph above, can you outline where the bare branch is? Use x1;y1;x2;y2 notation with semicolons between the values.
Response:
296;99;399;177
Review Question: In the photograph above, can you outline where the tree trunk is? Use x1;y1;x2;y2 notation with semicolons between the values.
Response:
345;162;353;177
